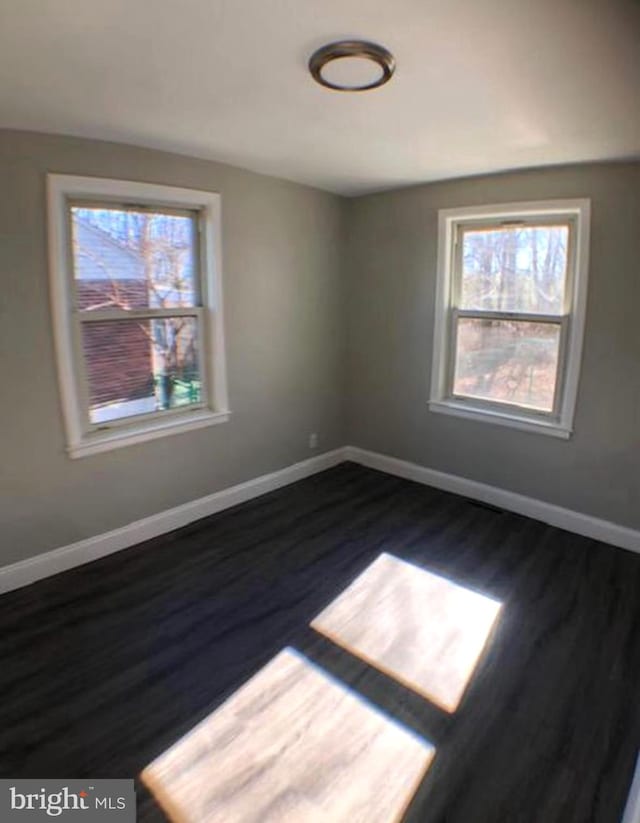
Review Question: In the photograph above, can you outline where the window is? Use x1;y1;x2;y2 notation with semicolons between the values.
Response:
48;175;229;457
429;200;590;437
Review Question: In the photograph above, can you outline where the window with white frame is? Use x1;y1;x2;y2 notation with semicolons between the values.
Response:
48;175;229;458
429;200;590;437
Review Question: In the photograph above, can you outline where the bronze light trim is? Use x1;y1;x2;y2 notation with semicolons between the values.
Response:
308;40;395;92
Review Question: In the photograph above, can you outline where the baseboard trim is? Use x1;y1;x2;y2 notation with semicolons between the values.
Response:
2;444;638;594
0;448;348;594
345;446;640;554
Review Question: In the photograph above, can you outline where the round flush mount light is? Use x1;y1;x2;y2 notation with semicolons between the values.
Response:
309;40;395;92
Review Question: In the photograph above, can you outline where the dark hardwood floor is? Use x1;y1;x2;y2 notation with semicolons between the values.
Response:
1;462;639;822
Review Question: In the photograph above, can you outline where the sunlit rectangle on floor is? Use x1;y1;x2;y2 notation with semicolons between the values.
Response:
141;647;434;823
311;553;502;712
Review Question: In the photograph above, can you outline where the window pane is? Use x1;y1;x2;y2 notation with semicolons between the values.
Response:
460;225;568;314
453;318;561;412
71;206;198;310
81;317;201;424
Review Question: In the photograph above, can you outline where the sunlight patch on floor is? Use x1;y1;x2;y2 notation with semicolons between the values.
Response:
142;648;434;823
311;553;502;712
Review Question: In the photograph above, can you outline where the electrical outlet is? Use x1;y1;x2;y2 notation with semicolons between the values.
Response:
308;432;318;449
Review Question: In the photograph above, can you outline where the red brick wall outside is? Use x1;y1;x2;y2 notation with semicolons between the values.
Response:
77;280;153;408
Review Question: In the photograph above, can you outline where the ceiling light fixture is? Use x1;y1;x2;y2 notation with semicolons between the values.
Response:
308;40;395;92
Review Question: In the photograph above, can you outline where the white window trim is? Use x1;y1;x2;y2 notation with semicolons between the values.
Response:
429;199;591;438
47;174;230;458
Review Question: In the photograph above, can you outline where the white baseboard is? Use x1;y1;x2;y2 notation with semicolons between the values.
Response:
345;446;640;554
2;444;638;595
0;448;348;594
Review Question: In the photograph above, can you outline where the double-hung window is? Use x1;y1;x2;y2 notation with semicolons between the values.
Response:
48;175;229;458
429;200;590;437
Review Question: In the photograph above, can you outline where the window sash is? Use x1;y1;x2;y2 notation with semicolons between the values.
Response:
447;311;568;418
77;306;200;321
454;218;576;316
458;216;573;233
454;309;565;324
89;393;206;433
73;309;207;434
67;201;204;311
68;198;197;218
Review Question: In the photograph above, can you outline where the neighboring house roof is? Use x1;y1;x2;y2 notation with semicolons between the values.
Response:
74;218;145;281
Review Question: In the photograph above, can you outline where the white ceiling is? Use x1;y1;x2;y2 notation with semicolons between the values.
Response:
0;0;638;195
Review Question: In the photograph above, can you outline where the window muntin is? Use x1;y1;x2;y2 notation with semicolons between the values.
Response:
430;201;590;437
48;176;229;458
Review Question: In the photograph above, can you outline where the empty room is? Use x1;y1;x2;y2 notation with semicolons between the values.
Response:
0;1;639;821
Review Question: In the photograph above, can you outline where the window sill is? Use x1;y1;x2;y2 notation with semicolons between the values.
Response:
428;399;571;439
67;409;231;458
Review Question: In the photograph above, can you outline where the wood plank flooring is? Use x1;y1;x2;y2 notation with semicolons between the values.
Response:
142;647;434;823
311;552;502;713
0;462;639;822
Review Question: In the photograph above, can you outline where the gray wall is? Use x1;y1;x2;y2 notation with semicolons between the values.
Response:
345;162;640;529
2;133;637;567
0;131;346;563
